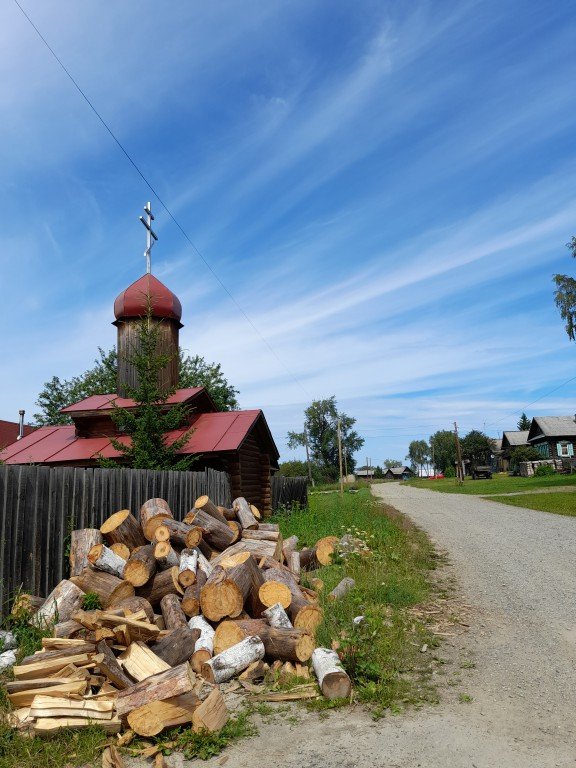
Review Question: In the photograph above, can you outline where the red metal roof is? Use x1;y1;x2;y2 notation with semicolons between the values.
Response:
0;410;277;464
0;420;36;450
61;387;205;414
114;274;182;324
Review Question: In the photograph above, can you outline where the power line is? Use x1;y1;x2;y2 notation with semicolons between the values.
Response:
13;0;311;401
484;374;576;428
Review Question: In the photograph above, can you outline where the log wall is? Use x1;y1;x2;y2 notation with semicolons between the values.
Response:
0;466;230;614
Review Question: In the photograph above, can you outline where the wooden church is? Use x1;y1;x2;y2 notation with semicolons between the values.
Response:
1;207;279;513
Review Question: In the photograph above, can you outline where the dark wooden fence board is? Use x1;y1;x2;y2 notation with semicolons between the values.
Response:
271;476;308;512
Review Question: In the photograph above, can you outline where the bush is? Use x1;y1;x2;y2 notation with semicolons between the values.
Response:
444;466;456;478
534;464;556;477
510;445;541;470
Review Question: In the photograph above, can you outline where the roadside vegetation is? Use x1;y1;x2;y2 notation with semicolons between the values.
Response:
484;491;576;517
405;473;576;495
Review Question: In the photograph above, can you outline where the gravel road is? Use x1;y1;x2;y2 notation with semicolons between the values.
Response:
151;485;576;768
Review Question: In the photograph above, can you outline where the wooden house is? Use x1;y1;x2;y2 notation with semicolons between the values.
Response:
499;430;529;471
1;270;279;514
383;466;413;481
526;416;576;460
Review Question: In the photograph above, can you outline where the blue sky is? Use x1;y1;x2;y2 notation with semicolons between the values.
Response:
2;0;576;467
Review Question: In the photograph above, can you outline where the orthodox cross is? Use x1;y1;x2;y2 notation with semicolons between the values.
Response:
139;201;158;274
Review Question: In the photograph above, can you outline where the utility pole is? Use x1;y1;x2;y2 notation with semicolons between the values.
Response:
337;418;344;497
454;421;464;484
343;446;348;483
303;425;314;487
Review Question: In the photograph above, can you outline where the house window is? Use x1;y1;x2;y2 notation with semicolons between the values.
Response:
535;443;550;458
556;442;574;457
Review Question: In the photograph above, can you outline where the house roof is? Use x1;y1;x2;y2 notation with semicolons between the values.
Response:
387;466;411;475
61;387;208;414
0;409;279;465
528;416;576;442
114;273;182;324
501;430;529;448
0;420;36;450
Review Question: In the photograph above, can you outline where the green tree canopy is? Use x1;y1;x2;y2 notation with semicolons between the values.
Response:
383;459;402;469
554;236;576;340
406;440;429;474
277;460;321;481
517;413;531;431
287;396;364;480
460;430;494;466
429;430;457;473
509;445;540;470
34;347;239;425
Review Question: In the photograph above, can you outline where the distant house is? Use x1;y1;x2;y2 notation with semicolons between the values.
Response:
499;430;529;471
0;420;35;450
383;465;413;481
527;416;576;460
355;467;375;480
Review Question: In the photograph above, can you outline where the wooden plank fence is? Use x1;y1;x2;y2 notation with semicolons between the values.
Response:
271;475;308;512
0;465;231;613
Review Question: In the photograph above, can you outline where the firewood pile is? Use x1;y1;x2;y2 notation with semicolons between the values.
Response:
4;495;352;739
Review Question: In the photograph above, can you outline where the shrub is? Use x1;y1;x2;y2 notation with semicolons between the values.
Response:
444;466;456;478
534;463;556;477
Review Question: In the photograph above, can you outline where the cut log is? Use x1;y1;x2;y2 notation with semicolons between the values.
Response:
70;529;103;577
219;507;237;521
282;535;299;563
201;636;265;684
195;548;213;578
34;580;85;626
160;594;188;629
95;640;133;689
149;625;199;667
259;573;292;610
188;509;235;551
123;544;157;587
232;497;258;530
315;536;339;565
118;641;170;681
227;521;241;543
52;620;83;638
250;504;262;521
115;662;196;717
194;496;229;526
298;547;319;571
139;499;173;541
312;647;351;699
192;688;228;733
101;509;146;549
70;569;134;608
88;544;126;578
12;593;44;618
188;615;215;673
262;602;293;629
197;537;214;561
155;519;202;549
127;691;200;736
214;620;313;662
200;556;264;622
328;577;355;601
136;567;183;607
259;523;280;533
259;566;322;632
289;551;301;579
102;745;126;768
181;568;207;617
113;596;155;623
309;578;324;592
178;549;198;587
20;642;95;665
110;543;131;561
154;541;180;570
241;529;279;542
211;539;281;568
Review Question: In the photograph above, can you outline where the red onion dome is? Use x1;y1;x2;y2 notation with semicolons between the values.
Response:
114;274;182;325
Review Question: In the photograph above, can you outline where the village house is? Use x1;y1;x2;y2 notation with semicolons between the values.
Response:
383;466;414;481
498;430;529;471
526;416;576;460
0;418;35;450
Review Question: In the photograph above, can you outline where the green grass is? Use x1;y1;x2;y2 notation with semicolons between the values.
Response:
484;491;576;517
273;488;440;717
405;473;576;495
0;721;108;768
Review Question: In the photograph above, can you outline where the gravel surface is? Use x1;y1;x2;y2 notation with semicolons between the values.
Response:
139;485;576;768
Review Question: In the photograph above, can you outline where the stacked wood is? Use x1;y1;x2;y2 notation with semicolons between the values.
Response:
4;493;355;739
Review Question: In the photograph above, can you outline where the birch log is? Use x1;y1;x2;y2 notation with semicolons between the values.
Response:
69;529;103;577
201;636;265;684
328;577;355;601
312;647;351;699
262;603;293;629
282;535;299;563
88;544;126;578
34;580;85;625
178;549;198;587
188;615;215;672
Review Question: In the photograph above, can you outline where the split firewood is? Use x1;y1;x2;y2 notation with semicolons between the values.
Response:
289;551;301;578
201;636;265;684
150;626;200;667
311;647;351;699
33;717;122;734
53;619;83;638
155;519;202;548
186;508;236;551
110;543;131;561
191;688;228;732
115;662;196;717
282;535;299;563
70;529;103;577
200;556;264;622
123;544;157;587
34;579;86;625
262;602;293;629
154;541;180;570
101;510;147;549
127;691;200;736
20;642;96;666
70;569;135;608
139;499;174;541
160;594;188;629
74;611;160;642
7;679;88;708
102;745;126;768
95;640;133;689
29;694;115;720
194;495;230;526
113;596;155;623
177;548;198;587
232;497;258;530
136;566;183;607
238;659;269;682
188;615;215;673
118;641;170;681
41;637;89;650
88;544;127;578
328;577;355;601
